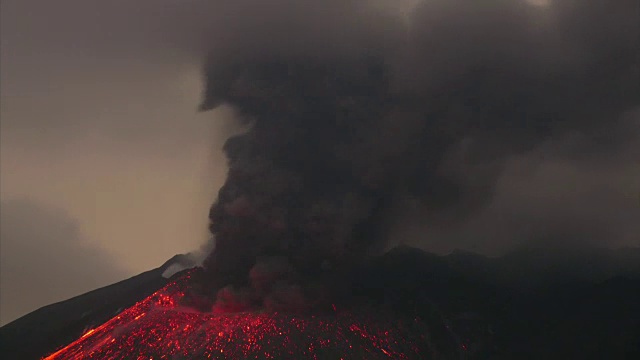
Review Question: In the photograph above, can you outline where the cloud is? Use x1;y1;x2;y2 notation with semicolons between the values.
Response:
1;0;246;274
393;108;640;254
192;0;639;309
0;198;127;325
0;0;637;303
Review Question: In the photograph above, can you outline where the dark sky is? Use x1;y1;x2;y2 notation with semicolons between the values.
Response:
1;0;638;324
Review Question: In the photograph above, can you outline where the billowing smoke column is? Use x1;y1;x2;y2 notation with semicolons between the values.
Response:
198;0;639;311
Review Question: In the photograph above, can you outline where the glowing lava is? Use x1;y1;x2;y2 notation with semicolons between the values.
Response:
44;270;434;359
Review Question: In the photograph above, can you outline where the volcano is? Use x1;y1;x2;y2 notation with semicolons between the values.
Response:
40;268;446;360
2;246;640;360
7;248;465;359
2;1;639;359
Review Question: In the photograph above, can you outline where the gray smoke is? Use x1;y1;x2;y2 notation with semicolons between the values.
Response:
198;0;639;310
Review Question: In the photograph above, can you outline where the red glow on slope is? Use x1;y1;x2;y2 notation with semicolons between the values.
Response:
44;270;432;359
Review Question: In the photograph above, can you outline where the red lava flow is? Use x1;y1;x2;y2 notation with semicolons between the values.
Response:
43;270;432;359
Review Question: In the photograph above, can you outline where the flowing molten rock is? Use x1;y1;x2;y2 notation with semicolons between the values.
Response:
43;270;448;360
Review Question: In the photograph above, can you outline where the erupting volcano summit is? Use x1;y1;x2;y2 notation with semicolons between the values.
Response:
43;269;450;360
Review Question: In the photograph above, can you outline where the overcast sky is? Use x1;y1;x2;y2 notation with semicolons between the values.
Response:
0;0;245;324
1;0;638;325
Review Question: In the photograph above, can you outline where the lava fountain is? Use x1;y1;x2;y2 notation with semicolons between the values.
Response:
43;269;446;360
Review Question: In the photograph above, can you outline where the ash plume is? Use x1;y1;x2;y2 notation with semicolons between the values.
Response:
198;0;639;310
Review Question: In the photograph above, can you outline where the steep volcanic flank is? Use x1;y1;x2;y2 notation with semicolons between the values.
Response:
43;269;451;360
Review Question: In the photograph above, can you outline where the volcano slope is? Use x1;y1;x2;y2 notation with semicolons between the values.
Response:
0;255;195;360
2;246;639;360
39;268;458;360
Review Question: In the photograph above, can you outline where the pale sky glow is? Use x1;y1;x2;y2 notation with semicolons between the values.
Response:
0;0;240;323
526;0;551;8
0;62;230;274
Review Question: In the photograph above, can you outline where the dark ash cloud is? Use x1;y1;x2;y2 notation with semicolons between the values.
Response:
195;0;639;310
392;108;640;254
